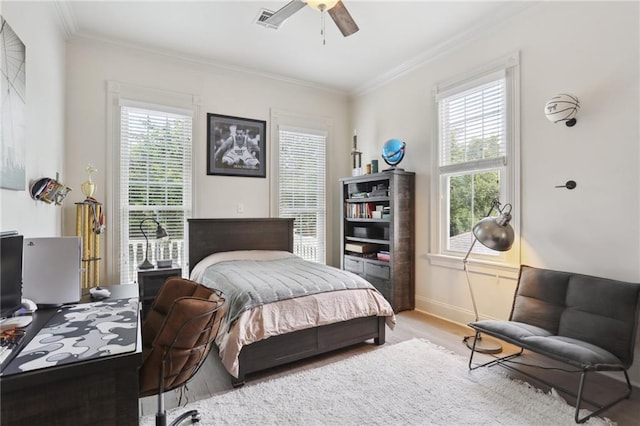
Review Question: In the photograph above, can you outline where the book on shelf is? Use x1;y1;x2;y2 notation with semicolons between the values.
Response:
345;242;378;254
350;192;368;199
345;202;376;219
376;251;390;262
345;251;377;259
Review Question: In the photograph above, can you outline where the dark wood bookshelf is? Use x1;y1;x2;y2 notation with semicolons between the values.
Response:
339;170;415;312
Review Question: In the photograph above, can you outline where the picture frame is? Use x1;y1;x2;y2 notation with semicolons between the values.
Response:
1;16;26;190
207;113;266;178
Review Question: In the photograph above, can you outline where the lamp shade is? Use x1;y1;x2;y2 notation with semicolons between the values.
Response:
472;214;514;252
155;223;168;239
138;218;169;270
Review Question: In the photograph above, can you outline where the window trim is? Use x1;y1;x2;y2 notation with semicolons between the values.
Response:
269;109;333;263
429;52;521;269
106;81;200;283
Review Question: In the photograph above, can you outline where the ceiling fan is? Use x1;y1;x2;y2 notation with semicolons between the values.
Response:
264;0;359;41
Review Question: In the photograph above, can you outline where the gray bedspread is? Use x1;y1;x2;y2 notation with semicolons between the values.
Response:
199;256;376;327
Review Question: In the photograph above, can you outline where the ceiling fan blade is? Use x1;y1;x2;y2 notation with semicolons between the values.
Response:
264;0;307;27
328;1;359;37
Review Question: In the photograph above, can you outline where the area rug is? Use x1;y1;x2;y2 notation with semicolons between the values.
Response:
140;338;612;425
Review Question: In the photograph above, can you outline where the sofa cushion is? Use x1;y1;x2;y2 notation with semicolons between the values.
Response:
471;320;553;343
509;266;570;334
471;318;625;370
520;336;623;370
559;273;640;367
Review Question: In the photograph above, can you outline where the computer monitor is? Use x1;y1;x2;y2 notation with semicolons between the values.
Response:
0;232;24;319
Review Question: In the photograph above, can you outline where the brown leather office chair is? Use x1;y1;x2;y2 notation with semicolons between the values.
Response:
139;277;226;426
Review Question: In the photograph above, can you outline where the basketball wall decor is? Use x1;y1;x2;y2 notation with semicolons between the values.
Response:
544;93;579;127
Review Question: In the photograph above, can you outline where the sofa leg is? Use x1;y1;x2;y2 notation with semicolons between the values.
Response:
574;369;632;424
468;334;477;368
468;332;523;370
471;349;633;424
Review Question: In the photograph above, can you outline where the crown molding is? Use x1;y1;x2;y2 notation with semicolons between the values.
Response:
67;32;349;97
53;0;78;39
351;1;538;97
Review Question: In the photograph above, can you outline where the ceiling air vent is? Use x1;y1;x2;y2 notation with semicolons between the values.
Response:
255;9;280;30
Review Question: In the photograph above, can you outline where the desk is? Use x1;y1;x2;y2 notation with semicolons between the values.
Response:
0;285;141;426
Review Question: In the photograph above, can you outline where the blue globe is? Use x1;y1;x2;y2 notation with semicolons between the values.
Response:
381;138;406;168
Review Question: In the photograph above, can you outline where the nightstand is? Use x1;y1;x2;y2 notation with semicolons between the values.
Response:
137;266;182;320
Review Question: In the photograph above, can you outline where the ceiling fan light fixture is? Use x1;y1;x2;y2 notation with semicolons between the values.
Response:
264;0;359;39
306;0;339;11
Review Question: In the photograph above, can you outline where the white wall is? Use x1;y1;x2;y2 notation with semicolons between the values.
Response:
352;2;640;382
63;39;351;281
0;2;67;237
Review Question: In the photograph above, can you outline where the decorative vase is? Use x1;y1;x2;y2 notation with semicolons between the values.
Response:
81;180;96;198
82;164;98;199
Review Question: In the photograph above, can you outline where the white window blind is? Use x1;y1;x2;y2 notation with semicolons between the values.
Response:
119;105;192;282
439;77;506;175
437;73;509;258
278;128;326;263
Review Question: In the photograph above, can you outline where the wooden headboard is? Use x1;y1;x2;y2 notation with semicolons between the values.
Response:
187;218;294;272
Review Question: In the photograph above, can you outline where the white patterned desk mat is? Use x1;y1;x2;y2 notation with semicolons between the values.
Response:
2;297;139;376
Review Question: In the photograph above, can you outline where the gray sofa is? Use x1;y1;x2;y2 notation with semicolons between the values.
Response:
468;265;640;423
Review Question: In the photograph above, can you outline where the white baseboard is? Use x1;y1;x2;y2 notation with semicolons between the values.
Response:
415;295;501;327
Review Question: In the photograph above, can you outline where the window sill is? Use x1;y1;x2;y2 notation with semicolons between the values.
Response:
427;253;520;279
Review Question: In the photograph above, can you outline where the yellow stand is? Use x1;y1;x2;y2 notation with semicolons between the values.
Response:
75;201;102;292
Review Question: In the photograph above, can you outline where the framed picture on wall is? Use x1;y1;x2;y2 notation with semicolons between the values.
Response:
0;16;26;190
206;113;266;178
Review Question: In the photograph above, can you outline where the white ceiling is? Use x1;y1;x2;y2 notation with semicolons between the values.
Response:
60;1;535;93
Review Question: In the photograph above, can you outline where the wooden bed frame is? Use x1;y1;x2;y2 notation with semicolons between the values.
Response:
188;218;386;387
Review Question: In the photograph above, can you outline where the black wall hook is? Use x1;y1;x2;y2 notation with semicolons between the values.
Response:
555;180;577;190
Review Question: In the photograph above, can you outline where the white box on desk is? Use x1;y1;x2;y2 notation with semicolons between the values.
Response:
22;236;82;306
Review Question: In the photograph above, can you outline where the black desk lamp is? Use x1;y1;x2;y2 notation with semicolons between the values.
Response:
138;218;168;270
462;199;514;354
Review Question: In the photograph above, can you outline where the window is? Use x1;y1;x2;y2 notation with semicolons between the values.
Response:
277;127;326;263
433;54;519;263
118;104;193;283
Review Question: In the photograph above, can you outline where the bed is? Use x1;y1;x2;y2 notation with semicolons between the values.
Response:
188;218;395;387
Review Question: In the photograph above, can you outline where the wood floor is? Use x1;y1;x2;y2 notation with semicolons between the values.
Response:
140;310;640;425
